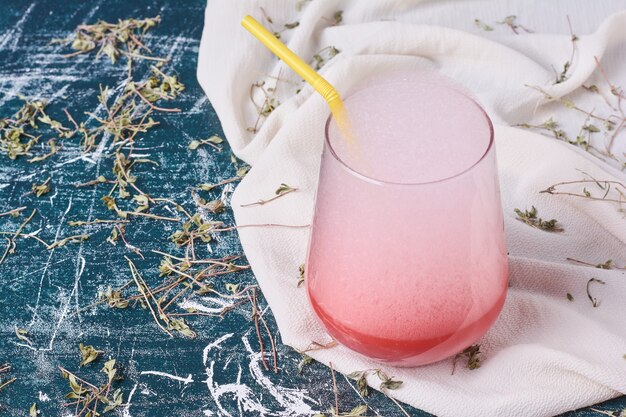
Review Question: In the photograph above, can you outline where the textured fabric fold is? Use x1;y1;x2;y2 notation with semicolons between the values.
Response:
198;2;626;416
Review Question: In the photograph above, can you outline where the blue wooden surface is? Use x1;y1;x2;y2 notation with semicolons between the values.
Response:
0;1;623;416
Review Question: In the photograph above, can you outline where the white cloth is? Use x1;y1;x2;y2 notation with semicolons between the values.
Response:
197;1;626;416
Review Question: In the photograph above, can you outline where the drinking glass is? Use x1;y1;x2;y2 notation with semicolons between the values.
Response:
305;72;509;367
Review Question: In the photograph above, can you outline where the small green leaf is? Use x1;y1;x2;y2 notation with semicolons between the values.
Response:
582;124;600;133
474;19;493;31
356;373;369;397
275;183;296;195
207;135;223;144
197;183;216;191
380;378;403;390
332;10;343;25
297;354;313;374
236;166;250;177
15;328;32;345
225;283;239;294
32;178;51;197
79;343;100;366
346;404;368;416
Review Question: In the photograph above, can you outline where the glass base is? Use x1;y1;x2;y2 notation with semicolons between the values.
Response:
308;287;507;367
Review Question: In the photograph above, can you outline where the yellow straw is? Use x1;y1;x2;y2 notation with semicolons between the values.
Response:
241;15;352;141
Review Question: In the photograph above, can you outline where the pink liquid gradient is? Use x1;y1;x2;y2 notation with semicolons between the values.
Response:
306;73;509;366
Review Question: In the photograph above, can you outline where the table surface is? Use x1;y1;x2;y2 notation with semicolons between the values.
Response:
0;1;623;416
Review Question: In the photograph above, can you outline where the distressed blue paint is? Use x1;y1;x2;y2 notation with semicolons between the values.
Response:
0;1;622;416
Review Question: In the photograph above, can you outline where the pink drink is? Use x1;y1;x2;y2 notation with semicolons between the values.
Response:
306;72;508;366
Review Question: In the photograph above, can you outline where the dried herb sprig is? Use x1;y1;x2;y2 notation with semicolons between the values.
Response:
0;97;68;160
347;368;404;397
249;287;279;373
68;219;129;226
76;68;184;152
295;0;312;11
193;192;225;214
313;363;368;417
321;11;343;27
258;7;301;39
101;196;180;222
188;135;223;151
169;213;225;252
311;45;341;71
497;15;533;34
87;252;251;338
566;258;625;270
240;183;298;207
521;55;626;161
342;367;407;416
514;206;563;232
55;16;163;64
540;178;626;208
59;358;124;417
586;278;606;308
0;206;26;218
127;256;176;337
197;174;246;192
0;363;15;394
589;407;626;416
47;234;90;250
247;76;282;134
300;340;339;354
111;224;145;259
593;56;626;152
453;344;482;372
28;139;60;163
554;16;578;84
474;19;494;31
525;85;613;126
0;209;37;266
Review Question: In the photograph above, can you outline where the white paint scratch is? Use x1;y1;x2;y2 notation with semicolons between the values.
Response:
122;383;138;417
188;96;208;114
0;3;35;52
140;371;194;385
91;131;111;163
204;361;270;417
242;336;317;415
0;75;80;107
54;154;97;168
342;373;382;416
181;298;237;317
202;333;234;365
48;84;70;103
82;1;103;23
29;197;73;327
45;254;85;350
202;334;317;417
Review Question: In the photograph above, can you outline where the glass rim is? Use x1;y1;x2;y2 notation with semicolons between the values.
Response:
323;82;495;187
